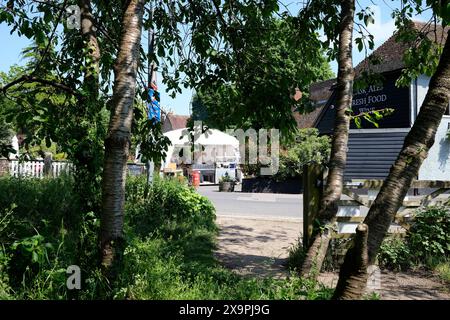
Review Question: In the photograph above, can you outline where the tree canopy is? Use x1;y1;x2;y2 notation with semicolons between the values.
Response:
189;17;334;136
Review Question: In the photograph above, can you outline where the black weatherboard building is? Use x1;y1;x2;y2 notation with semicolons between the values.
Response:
299;21;450;181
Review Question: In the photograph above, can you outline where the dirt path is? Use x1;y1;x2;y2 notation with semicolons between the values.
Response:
215;215;301;278
215;215;450;300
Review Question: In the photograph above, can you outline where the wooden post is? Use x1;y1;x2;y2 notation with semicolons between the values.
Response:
0;158;10;176
303;164;324;249
43;153;52;177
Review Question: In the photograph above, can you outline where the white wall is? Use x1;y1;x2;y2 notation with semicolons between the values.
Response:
414;75;450;180
419;117;450;180
417;75;431;112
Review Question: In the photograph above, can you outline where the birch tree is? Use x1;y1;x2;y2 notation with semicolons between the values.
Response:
334;4;450;299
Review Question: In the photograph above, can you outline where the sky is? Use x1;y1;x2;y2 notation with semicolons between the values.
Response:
0;1;431;116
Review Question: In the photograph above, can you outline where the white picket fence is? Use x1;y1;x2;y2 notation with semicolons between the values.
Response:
9;160;73;178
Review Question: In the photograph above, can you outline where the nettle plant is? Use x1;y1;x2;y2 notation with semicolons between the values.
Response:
407;205;450;262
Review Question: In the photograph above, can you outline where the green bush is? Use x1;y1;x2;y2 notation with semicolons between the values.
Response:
219;172;234;183
276;129;330;181
0;175;82;244
377;205;450;271
240;128;330;179
0;175;99;298
407;206;450;262
0;175;332;300
0;243;12;299
377;237;412;271
125;176;217;237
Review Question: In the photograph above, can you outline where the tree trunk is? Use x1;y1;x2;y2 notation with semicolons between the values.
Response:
334;29;450;299
100;0;145;275
301;0;355;278
80;0;100;89
74;0;102;211
332;224;369;299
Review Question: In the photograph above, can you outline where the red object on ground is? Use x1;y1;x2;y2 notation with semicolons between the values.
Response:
192;170;200;188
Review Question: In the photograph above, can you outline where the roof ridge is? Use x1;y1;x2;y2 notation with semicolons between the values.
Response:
355;21;448;74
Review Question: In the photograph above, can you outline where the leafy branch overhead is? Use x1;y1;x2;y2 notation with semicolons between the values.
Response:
352;108;395;129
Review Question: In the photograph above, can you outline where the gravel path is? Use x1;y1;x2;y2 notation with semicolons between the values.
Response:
215;215;450;300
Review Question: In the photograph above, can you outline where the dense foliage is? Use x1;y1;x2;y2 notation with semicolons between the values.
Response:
377;237;412;271
0;118;14;158
0;175;98;299
407;206;450;261
0;175;332;299
125;176;217;238
276;129;331;181
377;206;450;273
240;129;330;179
187;18;334;136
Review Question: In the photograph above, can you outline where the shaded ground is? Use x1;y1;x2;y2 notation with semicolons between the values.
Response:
215;216;450;300
318;270;450;300
215;216;300;278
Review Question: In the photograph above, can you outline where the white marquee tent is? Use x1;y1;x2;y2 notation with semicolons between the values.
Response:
162;128;240;168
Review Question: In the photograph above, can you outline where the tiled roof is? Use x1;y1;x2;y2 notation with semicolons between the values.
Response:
295;78;336;129
355;21;448;74
165;114;189;130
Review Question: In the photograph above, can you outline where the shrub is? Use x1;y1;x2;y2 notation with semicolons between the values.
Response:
0;175;82;244
377;237;412;271
0;175;99;298
276;129;330;181
240;128;330;179
407;206;450;262
0;175;333;300
377;205;450;271
125;176;216;237
0;243;12;299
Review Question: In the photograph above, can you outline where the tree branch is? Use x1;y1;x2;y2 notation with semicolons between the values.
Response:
1;75;78;97
350;107;394;119
211;0;228;29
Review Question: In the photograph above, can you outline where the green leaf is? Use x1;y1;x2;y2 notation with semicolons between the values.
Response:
356;38;363;52
44;10;52;24
32;116;46;123
157;46;165;57
32;251;39;263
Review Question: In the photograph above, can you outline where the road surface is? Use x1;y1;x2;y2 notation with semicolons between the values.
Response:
197;185;303;220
